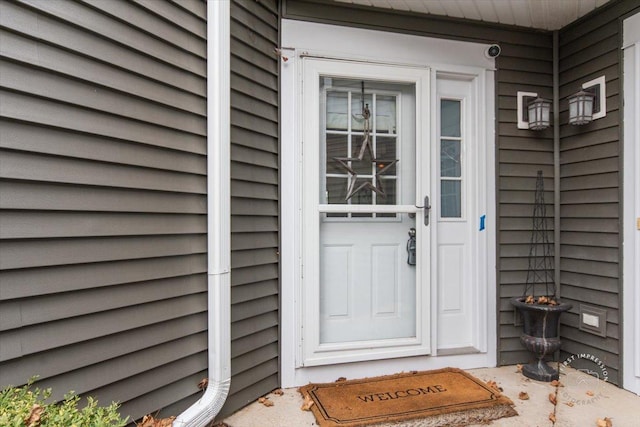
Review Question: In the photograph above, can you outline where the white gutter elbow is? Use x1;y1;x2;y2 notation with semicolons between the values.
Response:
173;273;231;427
173;376;230;427
174;0;231;425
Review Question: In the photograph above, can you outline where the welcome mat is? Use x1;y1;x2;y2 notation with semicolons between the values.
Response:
299;367;517;427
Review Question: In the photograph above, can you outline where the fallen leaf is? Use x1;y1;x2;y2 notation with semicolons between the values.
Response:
157;417;176;427
550;380;564;387
586;390;595;397
516;364;523;373
538;296;549;304
596;418;613;427
518;391;529;400
549;299;559;306
258;397;274;407
25;404;44;427
549;393;557;405
301;395;314;411
486;380;503;392
525;295;535;304
565;401;575;407
137;415;154;427
198;378;208;390
272;388;284;396
549;412;556;423
136;415;176;427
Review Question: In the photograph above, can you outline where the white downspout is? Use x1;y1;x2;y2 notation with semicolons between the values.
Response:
553;30;560;298
174;1;231;426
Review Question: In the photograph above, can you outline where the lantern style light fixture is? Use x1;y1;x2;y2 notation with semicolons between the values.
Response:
568;75;606;126
517;91;551;131
568;89;595;125
527;97;552;130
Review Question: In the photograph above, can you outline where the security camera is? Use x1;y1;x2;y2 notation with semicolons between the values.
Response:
485;44;501;58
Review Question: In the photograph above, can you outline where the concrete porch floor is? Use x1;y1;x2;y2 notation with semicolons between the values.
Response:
220;366;640;427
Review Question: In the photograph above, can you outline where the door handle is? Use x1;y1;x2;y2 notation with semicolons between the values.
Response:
416;196;432;226
406;228;416;265
423;196;432;226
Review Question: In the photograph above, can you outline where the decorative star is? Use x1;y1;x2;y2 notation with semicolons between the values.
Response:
331;102;398;201
333;156;398;201
353;127;374;161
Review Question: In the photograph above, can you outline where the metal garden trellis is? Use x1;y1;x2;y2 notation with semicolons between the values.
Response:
523;169;556;300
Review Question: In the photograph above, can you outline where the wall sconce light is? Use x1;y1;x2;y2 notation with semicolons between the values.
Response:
517;91;551;131
568;90;595;125
527;97;551;130
568;75;606;125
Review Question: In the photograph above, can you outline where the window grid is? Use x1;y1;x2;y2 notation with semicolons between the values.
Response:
324;86;399;219
440;98;463;219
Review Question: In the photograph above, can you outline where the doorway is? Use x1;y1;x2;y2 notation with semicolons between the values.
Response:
280;19;497;387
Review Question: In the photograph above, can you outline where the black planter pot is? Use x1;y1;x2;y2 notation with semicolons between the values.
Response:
511;297;572;382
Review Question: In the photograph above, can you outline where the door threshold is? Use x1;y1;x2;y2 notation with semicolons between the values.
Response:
437;346;480;356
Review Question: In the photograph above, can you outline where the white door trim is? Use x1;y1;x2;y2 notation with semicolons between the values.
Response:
280;19;497;388
623;11;640;396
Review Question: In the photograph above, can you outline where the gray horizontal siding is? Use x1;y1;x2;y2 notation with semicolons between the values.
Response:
0;0;207;422
217;0;280;420
556;0;639;386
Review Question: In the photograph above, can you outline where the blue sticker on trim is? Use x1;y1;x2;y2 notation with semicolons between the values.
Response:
479;215;486;231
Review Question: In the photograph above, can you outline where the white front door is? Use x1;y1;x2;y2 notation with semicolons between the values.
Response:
623;11;640;395
319;77;419;346
301;59;431;365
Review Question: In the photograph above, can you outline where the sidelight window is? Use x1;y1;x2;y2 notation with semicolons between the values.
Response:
440;99;463;218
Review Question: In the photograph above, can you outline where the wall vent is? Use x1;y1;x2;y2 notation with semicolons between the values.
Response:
579;304;607;337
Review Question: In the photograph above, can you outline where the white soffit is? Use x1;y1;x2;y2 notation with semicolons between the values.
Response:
333;0;613;31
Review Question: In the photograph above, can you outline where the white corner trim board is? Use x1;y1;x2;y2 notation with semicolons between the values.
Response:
174;1;232;425
623;11;640;396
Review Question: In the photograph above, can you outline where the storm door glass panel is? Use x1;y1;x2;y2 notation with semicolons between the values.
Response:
440;99;462;218
322;78;399;218
319;77;416;345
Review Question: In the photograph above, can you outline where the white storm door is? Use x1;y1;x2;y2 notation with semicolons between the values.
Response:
301;58;430;366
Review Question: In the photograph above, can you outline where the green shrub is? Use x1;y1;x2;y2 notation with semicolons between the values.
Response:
0;379;128;427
